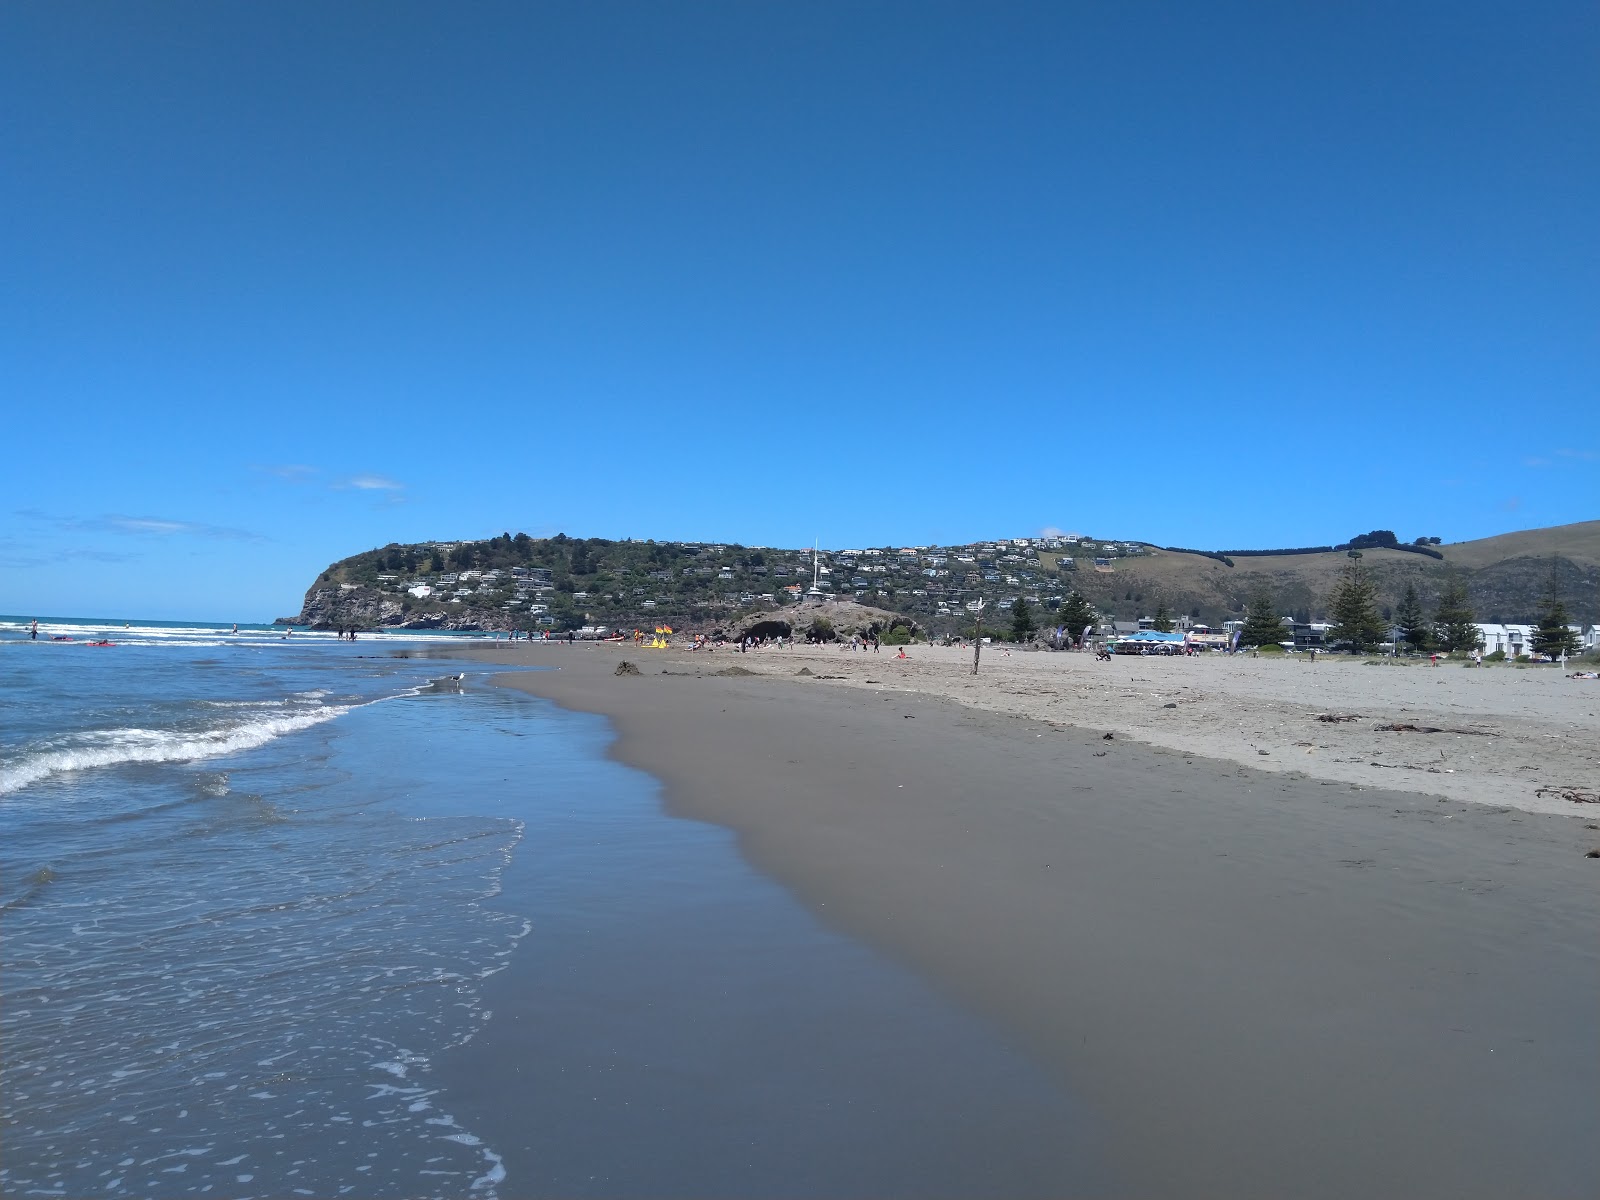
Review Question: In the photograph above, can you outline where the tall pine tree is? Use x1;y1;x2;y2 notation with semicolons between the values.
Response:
1328;559;1386;653
1532;559;1579;660
1060;592;1096;644
1011;596;1037;642
1395;582;1432;652
1433;570;1480;653
1240;590;1285;648
1151;600;1174;632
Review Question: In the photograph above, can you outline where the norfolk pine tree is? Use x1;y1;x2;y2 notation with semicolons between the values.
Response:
1433;570;1481;653
1240;590;1285;648
1395;582;1433;652
1060;592;1096;643
1328;559;1387;653
1152;600;1174;632
1011;596;1037;642
1532;560;1579;660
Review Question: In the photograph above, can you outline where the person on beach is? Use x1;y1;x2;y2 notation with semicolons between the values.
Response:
1430;653;1439;667
30;618;39;640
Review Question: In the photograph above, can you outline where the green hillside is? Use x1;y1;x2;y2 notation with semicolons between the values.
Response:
284;521;1600;633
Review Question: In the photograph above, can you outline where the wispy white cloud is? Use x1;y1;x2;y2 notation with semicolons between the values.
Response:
16;509;266;543
1526;449;1596;468
255;465;408;494
254;463;319;482
337;474;405;492
0;538;142;568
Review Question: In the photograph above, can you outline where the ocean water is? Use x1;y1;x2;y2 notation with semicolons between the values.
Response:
0;621;526;1197
1;618;1097;1197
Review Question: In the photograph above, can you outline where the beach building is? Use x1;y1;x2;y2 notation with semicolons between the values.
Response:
1292;622;1333;650
1137;614;1195;632
1475;623;1534;656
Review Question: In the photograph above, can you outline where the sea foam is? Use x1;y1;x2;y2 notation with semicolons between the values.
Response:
0;706;352;795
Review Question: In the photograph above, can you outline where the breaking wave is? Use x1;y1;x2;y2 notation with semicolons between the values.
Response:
0;705;353;795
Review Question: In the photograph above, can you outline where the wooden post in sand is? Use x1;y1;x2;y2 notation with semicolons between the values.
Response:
972;600;984;675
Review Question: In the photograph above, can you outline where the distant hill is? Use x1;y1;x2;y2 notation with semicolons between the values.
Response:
282;521;1600;633
1068;520;1600;629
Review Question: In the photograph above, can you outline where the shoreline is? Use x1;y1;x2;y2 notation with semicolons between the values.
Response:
444;639;1600;817
464;641;1598;1197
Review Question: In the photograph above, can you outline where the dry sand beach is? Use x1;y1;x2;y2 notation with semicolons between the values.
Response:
698;642;1600;815
461;640;1597;1197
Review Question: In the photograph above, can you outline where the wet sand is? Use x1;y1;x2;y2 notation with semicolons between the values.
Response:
467;642;1597;1197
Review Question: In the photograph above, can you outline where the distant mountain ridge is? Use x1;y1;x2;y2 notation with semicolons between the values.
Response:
282;520;1600;633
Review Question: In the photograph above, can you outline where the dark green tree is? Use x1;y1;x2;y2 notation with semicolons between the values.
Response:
1395;582;1433;652
1011;597;1037;641
1151;600;1173;633
1433;570;1481;653
1240;590;1285;648
1060;591;1096;642
1327;560;1386;653
1532;560;1579;660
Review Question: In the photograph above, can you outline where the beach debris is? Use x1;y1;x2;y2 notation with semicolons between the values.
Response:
1258;750;1269;755
1316;713;1362;723
795;667;814;675
1162;702;1178;709
1534;785;1599;805
1373;723;1495;736
1093;751;1108;756
903;714;915;719
1102;732;1114;740
614;660;641;676
1587;849;1600;858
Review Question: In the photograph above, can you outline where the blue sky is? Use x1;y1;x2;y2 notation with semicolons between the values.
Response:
3;2;1595;620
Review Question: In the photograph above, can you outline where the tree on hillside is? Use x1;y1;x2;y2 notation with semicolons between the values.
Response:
1395;582;1433;652
1532;560;1579;660
1328;560;1387;653
1060;592;1096;643
1433;570;1481;653
1240;590;1285;648
1345;529;1399;550
1151;600;1173;633
1011;597;1037;642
